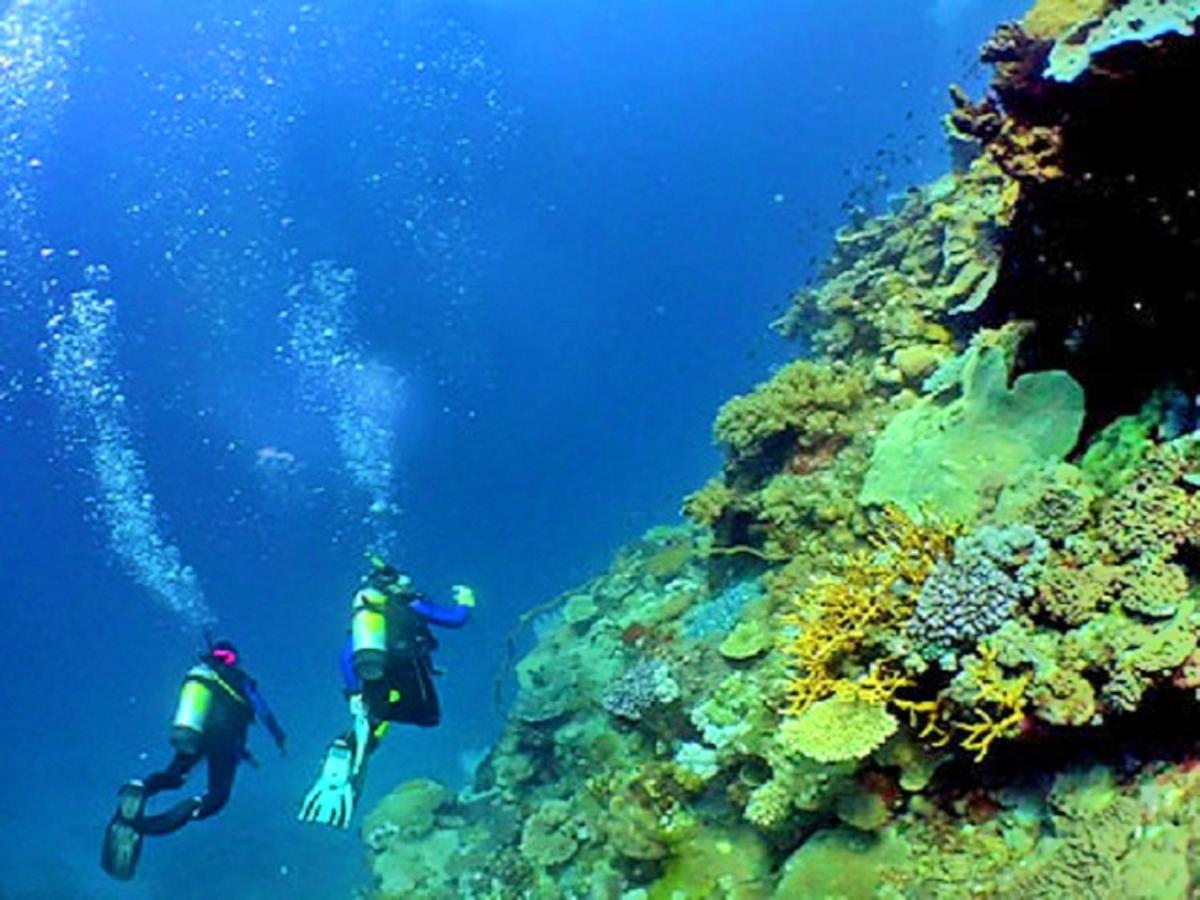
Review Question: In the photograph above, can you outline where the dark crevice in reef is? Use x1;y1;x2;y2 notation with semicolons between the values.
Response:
984;33;1200;435
932;686;1200;799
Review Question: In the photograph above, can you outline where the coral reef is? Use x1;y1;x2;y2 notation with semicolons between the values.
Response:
1044;0;1200;82
359;2;1200;896
860;342;1085;520
908;524;1048;664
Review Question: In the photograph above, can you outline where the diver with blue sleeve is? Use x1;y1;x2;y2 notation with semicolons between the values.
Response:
101;638;287;881
299;554;474;829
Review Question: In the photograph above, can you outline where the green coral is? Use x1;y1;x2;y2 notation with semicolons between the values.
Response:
1029;666;1097;727
713;359;868;459
368;828;462;899
1099;441;1198;558
562;592;600;627
1117;555;1189;618
719;618;772;661
682;477;736;528
781;698;898;764
1035;557;1120;626
1079;407;1158;495
860;344;1085;520
363;779;450;844
1004;768;1141;897
518;799;584;869
1046;0;1200;82
773;827;910;899
648;825;771;899
994;462;1097;541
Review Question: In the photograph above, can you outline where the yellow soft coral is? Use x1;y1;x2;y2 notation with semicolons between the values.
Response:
951;645;1031;762
778;507;957;717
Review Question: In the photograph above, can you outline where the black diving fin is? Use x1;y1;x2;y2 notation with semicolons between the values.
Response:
100;781;146;880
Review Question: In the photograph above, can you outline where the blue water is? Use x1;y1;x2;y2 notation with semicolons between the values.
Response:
0;1;1025;896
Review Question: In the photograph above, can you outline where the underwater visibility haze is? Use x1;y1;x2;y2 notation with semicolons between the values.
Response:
23;0;1200;898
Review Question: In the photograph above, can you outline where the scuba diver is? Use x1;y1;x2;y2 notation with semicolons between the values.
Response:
298;555;474;829
101;638;287;880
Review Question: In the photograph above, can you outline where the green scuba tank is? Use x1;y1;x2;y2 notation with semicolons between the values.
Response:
170;665;215;754
351;588;389;681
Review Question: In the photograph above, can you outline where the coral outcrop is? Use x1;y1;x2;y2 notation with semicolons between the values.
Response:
359;2;1200;896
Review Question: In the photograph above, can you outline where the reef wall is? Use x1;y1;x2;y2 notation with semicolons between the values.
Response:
358;2;1200;897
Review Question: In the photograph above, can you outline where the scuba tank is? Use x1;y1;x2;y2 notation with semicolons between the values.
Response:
351;588;389;681
171;665;216;754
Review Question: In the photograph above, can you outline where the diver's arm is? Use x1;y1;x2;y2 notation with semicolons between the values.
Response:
339;637;372;772
409;596;471;628
340;637;362;694
245;681;287;753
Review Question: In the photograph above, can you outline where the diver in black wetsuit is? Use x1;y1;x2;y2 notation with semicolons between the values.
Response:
298;556;474;829
101;639;286;880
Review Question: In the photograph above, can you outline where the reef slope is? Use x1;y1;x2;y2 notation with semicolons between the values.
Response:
359;2;1200;897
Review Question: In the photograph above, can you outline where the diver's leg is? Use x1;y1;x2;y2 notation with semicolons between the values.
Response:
142;751;199;797
135;748;235;835
102;749;202;874
193;746;238;820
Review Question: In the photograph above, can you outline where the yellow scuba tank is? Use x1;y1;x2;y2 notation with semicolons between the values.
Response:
170;665;215;754
351;588;389;681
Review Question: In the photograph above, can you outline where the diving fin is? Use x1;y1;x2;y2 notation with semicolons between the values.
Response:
101;781;146;880
298;738;362;829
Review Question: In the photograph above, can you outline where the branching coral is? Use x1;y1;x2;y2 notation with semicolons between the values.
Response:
948;645;1031;761
600;659;680;722
908;524;1049;664
778;507;957;716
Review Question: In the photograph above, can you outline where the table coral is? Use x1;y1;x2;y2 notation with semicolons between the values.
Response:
780;698;899;764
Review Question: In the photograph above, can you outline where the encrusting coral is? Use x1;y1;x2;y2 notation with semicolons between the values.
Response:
358;3;1200;896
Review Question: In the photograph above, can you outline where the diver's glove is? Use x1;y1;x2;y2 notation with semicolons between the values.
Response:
452;584;476;608
298;739;357;829
349;693;370;775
